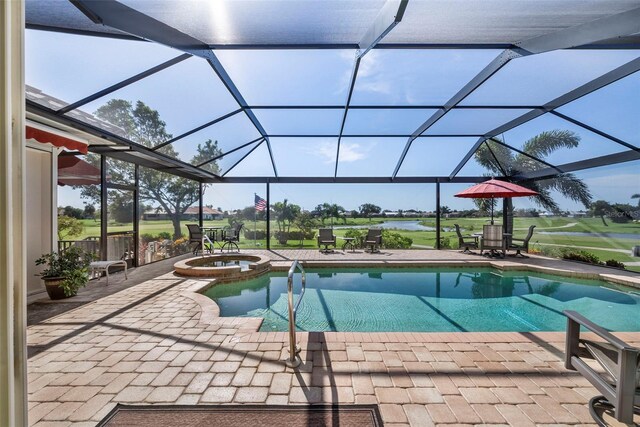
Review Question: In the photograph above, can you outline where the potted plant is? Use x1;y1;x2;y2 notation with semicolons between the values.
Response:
35;247;95;300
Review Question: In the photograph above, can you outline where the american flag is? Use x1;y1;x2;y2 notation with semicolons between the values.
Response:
254;194;267;212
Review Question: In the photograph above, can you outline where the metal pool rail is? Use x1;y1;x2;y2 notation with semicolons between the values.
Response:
286;260;306;368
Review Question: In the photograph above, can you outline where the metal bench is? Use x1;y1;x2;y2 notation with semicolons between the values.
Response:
564;310;639;425
89;260;128;285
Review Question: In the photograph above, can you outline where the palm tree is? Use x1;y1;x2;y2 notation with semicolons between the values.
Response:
632;194;640;207
474;130;592;236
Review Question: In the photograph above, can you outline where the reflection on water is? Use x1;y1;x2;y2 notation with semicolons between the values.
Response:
334;220;436;231
203;268;640;332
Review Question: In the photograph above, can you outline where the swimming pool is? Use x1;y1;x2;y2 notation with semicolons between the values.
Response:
203;268;640;332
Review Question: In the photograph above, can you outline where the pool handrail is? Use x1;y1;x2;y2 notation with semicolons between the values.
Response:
286;260;306;367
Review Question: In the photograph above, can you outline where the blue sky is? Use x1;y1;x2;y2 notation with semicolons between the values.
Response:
28;29;639;211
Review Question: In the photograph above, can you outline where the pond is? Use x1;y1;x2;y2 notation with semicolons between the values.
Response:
334;220;437;231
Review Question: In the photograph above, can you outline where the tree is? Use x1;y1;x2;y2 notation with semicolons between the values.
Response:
609;203;634;223
58;215;84;240
325;203;346;225
632;193;640;207
473;198;497;217
62;205;84;219
238;206;265;221
83;204;96;220
81;99;222;239
359;203;381;222
589;200;612;226
440;205;452;214
474;131;592;235
271;199;301;244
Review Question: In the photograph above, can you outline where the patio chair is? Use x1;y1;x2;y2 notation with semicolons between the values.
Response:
365;229;383;253
564;310;639;425
187;224;206;255
317;228;336;253
480;224;506;257
509;225;536;257
454;224;478;253
221;222;244;252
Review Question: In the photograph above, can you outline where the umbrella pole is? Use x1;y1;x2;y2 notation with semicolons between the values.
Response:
490;198;494;225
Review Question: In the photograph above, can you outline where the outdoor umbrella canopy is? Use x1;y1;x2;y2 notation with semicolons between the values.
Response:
455;178;539;224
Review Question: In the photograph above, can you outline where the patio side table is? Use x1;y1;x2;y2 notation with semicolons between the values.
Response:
342;237;356;253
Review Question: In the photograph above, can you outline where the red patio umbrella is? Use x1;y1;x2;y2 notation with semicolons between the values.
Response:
455;178;538;224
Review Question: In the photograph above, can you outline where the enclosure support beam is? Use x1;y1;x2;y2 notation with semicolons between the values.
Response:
222;138;265;177
71;0;278;177
516;7;640;53
449;55;640;178
204;176;490;184
100;155;108;260
335;0;408;177
414;7;640;180
58;53;191;115
435;180;441;250
550;111;640;152
27;101;218;181
266;183;271;250
133;164;140;267
517;149;640;181
198;183;204;228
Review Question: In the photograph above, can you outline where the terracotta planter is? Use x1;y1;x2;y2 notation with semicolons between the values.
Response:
43;277;75;300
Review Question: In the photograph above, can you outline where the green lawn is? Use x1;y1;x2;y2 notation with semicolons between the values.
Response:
65;216;640;272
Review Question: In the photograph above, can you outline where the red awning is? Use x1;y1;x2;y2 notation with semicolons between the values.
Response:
26;125;88;154
58;156;101;186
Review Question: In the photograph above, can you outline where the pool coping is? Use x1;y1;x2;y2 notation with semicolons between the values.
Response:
181;259;640;336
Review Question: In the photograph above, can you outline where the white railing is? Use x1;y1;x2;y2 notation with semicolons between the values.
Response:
286;260;306;368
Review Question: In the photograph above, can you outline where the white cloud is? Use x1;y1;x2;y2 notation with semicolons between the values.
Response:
305;141;338;164
339;143;368;163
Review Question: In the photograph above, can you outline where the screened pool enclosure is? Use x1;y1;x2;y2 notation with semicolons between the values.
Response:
25;0;640;267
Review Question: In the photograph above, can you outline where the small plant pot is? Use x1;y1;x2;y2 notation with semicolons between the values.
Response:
43;277;75;300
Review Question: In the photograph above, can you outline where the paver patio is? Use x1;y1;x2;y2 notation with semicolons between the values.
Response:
27;250;640;426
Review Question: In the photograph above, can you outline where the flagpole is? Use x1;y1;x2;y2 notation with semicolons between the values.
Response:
254;193;257;248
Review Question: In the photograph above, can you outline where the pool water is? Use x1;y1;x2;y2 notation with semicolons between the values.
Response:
198;260;253;271
203;268;640;332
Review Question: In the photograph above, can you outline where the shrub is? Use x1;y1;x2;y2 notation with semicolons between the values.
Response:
273;230;315;243
35;247;95;296
439;236;452;249
559;249;601;265
604;259;626;269
344;229;366;247
381;230;412;249
57;215;84;240
157;231;172;240
140;233;156;243
244;229;268;240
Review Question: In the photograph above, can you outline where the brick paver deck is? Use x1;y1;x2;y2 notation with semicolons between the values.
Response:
27;250;640;426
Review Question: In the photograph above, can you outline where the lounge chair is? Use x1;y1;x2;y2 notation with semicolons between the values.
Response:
509;225;536;257
317;228;336;253
564;310;639;424
221;222;244;252
454;224;478;253
187;224;206;255
365;229;383;253
480;224;506;257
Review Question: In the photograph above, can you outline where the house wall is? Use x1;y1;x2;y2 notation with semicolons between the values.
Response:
25;144;54;300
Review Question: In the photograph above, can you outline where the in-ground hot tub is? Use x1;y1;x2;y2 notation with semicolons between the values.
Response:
174;254;270;282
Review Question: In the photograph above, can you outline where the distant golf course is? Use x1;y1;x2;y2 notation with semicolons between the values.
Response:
69;215;640;271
